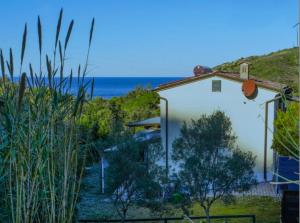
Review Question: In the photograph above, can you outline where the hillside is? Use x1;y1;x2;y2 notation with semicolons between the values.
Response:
214;47;299;93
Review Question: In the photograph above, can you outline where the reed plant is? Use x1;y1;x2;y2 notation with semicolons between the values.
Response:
0;9;95;223
271;95;299;185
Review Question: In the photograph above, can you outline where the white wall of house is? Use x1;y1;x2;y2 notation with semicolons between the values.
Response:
158;76;279;182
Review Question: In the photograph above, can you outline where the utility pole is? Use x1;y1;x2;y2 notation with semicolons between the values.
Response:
293;23;299;47
297;0;300;167
159;96;169;180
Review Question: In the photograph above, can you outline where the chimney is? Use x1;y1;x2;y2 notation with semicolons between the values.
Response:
240;62;249;80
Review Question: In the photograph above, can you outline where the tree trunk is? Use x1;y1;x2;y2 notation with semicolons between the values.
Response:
121;209;127;223
204;207;210;223
121;215;125;223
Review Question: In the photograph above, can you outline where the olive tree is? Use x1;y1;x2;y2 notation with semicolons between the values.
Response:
172;111;256;223
105;134;162;222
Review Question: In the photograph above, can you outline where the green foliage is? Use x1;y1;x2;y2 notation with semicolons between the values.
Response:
172;193;183;204
78;97;112;139
120;87;160;123
77;87;160;164
78;87;160;141
190;196;280;223
105;133;162;222
272;101;299;157
214;47;299;93
0;9;94;223
172;111;256;223
82;195;280;223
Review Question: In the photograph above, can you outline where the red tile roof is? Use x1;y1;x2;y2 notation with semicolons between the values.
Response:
154;71;287;92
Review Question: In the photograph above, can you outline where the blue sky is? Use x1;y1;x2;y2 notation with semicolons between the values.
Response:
0;0;298;77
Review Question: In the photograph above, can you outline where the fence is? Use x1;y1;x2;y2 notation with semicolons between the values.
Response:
79;214;256;223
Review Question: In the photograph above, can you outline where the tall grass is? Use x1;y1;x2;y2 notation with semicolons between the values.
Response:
0;9;95;223
272;95;299;185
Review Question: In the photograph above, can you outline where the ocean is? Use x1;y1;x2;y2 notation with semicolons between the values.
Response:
13;76;183;98
75;77;183;98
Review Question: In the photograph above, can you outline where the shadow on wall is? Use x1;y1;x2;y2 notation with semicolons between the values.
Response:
161;114;272;180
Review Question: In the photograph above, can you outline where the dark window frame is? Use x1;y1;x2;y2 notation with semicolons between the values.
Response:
212;80;221;92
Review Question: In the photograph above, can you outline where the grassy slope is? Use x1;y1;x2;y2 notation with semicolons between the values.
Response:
214;47;299;93
78;165;279;222
190;196;280;223
79;194;280;223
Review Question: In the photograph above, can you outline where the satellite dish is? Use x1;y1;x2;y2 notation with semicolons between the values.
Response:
242;80;257;99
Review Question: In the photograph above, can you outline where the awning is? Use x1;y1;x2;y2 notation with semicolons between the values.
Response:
103;129;161;152
127;116;160;128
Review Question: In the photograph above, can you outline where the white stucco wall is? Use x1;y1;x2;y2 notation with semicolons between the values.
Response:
158;76;279;182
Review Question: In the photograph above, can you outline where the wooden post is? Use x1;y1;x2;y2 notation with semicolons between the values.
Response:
101;157;105;193
264;102;268;181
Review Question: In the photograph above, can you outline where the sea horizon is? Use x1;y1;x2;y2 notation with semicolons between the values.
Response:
82;76;183;98
12;76;183;98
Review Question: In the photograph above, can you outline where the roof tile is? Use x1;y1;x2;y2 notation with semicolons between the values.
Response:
155;71;287;92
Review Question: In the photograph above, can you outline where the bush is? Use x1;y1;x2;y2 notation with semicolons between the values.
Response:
272;102;299;157
78;87;160;150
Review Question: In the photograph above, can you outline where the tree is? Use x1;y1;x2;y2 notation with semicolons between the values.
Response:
78;88;160;141
172;111;256;223
272;102;299;157
105;134;162;222
120;87;160;123
78;97;112;139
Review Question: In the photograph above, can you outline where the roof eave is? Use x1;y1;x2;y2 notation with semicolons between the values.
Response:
154;72;286;93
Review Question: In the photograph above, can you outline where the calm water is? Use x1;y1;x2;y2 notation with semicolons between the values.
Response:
13;76;182;98
75;77;182;98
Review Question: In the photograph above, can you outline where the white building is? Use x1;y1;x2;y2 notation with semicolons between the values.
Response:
155;64;290;182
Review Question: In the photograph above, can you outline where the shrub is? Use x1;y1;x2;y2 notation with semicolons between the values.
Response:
272;102;299;157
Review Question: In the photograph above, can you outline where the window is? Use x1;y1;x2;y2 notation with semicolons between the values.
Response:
212;80;221;92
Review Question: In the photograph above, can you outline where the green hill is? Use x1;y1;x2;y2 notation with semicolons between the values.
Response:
214;47;299;93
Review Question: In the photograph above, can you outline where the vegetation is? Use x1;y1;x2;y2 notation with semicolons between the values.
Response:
0;8;292;223
190;196;280;223
105;132;163;222
172;111;256;223
78;87;160;162
76;193;280;223
214;47;299;93
272;101;299;157
271;97;299;189
0;10;94;223
79;87;159;139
